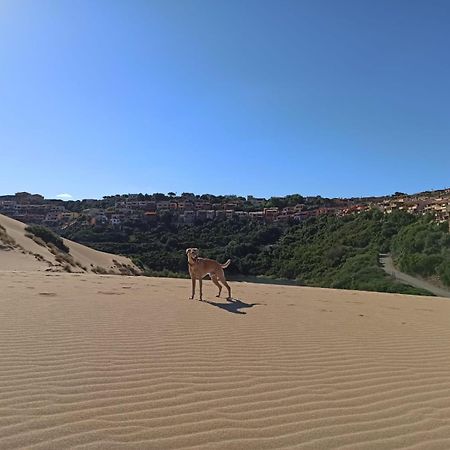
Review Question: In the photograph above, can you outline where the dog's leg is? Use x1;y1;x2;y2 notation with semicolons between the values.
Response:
223;280;232;300
218;271;232;300
199;278;203;301
190;277;195;299
210;274;222;297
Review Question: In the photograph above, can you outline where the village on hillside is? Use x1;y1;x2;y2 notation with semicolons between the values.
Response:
0;189;449;230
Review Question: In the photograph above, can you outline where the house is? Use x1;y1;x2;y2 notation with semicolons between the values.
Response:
83;208;106;218
249;211;264;220
156;201;170;210
44;212;60;223
24;213;45;223
276;214;291;222
178;201;194;211
124;200;156;210
264;208;279;221
110;214;123;226
195;202;212;210
0;200;17;209
180;210;195;224
224;202;238;210
282;207;296;215
196;210;207;221
91;214;108;225
293;211;315;221
59;212;77;222
225;210;234;219
215;210;226;220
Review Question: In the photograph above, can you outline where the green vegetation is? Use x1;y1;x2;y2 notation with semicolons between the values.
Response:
26;225;69;253
392;218;450;286
61;210;446;296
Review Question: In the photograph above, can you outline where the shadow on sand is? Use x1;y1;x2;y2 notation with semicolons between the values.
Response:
203;297;263;315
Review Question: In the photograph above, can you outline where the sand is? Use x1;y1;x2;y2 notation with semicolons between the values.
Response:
0;214;139;274
1;271;450;449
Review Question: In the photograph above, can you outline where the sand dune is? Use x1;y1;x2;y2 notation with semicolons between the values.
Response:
0;214;139;274
1;272;450;449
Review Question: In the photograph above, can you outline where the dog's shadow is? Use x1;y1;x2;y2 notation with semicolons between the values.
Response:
203;297;262;315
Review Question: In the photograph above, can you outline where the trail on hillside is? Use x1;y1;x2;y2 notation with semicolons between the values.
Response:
380;254;450;298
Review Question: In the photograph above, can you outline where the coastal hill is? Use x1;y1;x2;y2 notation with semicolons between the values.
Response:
0;213;140;274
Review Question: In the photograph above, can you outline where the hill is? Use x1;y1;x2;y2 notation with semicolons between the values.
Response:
0;214;140;274
64;210;447;295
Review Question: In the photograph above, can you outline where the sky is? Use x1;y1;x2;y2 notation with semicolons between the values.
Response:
0;0;449;200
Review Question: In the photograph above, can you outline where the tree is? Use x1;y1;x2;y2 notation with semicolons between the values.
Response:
154;193;167;201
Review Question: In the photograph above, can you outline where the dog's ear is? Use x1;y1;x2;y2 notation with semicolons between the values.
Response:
185;248;190;254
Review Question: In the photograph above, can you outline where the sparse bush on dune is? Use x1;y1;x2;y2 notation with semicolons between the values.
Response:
25;225;69;253
112;259;141;276
92;265;108;275
76;262;88;271
25;233;47;248
54;251;76;267
0;225;16;248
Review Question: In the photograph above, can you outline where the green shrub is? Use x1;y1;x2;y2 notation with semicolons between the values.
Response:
26;225;69;253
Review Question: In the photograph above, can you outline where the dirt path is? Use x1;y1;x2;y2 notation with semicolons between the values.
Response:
380;253;450;298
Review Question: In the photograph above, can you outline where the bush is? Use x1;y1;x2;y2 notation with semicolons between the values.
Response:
392;219;450;284
25;225;69;253
0;225;16;247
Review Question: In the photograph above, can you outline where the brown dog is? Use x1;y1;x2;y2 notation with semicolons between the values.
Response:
186;248;232;301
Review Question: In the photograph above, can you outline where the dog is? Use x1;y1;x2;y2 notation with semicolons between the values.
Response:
186;248;232;301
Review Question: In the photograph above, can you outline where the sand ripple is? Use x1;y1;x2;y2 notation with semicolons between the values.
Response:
1;273;450;449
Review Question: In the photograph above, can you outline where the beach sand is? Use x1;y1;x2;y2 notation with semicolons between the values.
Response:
1;272;450;449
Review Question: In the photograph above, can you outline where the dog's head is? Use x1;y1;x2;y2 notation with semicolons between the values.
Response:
185;247;199;262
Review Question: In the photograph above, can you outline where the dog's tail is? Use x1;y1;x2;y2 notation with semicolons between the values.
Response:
221;259;231;269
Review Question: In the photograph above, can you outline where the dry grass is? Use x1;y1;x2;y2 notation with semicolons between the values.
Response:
92;265;108;275
113;259;141;276
25;233;47;248
0;225;16;248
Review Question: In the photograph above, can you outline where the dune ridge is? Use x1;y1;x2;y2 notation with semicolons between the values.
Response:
0;214;139;274
1;272;450;449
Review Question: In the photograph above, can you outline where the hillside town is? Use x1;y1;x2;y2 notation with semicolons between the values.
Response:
0;189;449;230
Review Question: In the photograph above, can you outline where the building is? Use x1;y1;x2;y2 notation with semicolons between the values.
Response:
264;208;279;221
225;210;234;219
196;210;208;221
181;210;195;224
249;211;264;220
110;214;123;226
156;201;170;210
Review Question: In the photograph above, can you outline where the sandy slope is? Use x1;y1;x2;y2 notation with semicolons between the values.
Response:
1;273;450;449
0;214;139;274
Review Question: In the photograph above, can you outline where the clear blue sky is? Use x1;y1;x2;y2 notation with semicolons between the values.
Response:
1;0;449;200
